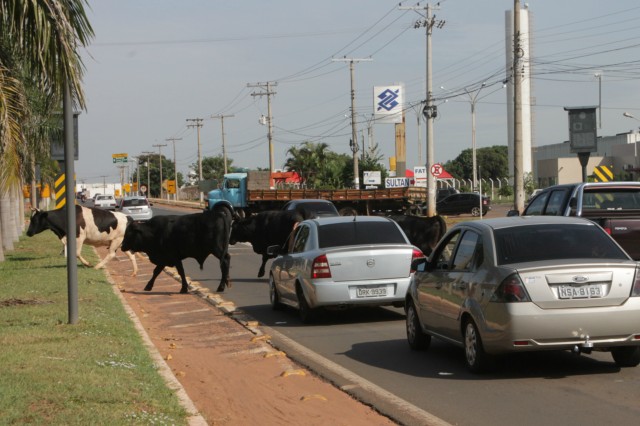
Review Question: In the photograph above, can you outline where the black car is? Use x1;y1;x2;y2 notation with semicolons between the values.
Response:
437;187;459;202
436;192;491;217
282;199;339;218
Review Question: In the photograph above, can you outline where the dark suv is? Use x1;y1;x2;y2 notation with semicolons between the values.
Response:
437;192;491;217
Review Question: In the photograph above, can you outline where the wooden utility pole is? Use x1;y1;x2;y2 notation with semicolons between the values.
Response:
248;82;277;176
212;114;234;174
186;118;204;201
166;137;181;200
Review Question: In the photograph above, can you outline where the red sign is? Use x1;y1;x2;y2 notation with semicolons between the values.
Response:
430;164;443;177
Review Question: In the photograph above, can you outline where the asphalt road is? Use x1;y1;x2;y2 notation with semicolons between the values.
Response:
150;205;640;426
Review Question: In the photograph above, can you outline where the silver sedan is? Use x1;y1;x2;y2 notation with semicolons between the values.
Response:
406;216;640;373
268;216;424;323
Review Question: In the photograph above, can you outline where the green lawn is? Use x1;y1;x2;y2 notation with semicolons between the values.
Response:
0;232;188;425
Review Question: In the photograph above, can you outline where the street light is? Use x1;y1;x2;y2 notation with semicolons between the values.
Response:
594;72;602;129
623;112;640;122
465;83;486;192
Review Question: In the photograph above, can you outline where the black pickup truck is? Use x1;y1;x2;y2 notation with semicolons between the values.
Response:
508;182;640;260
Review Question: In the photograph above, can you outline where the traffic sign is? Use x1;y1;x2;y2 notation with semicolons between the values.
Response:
140;185;147;194
430;163;443;177
112;153;128;163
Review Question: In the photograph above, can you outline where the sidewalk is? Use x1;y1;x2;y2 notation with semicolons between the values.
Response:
99;246;397;425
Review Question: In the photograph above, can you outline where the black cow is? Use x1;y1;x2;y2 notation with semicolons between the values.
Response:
121;204;232;293
26;205;138;275
230;210;304;278
388;214;447;256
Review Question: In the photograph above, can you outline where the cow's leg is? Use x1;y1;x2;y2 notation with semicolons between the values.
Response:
258;254;268;278
124;251;138;277
145;265;164;291
175;261;190;294
94;244;117;270
76;236;92;267
216;253;231;292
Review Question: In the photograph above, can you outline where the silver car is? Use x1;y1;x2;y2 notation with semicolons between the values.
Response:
406;216;640;373
268;216;424;322
117;196;153;221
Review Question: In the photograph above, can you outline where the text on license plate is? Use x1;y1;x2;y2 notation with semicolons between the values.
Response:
356;286;387;298
558;285;602;299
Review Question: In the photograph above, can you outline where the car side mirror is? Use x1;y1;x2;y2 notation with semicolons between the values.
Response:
266;245;281;256
506;209;520;217
411;257;428;272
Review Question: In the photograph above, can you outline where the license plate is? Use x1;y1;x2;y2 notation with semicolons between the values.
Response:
558;284;602;299
356;286;387;298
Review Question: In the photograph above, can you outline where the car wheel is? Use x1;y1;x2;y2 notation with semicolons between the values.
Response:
611;346;640;367
296;284;316;324
471;206;481;217
406;302;431;350
464;319;491;373
269;275;283;311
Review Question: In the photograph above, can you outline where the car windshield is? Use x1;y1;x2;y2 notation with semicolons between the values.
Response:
494;223;628;265
318;221;406;248
123;198;148;207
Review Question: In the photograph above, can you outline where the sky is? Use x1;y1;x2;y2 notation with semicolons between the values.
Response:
75;0;640;184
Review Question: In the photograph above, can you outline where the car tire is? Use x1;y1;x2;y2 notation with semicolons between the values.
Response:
296;284;316;324
471;206;481;217
464;319;491;373
269;275;283;311
406;302;431;350
611;346;640;367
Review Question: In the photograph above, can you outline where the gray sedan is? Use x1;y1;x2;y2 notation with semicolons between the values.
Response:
406;216;640;373
268;216;424;323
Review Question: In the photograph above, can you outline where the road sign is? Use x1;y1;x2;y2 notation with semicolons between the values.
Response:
413;166;427;187
112;153;128;163
430;163;443;177
140;185;147;194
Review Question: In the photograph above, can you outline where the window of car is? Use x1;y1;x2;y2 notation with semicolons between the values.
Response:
544;190;569;215
318;221;406;248
226;179;240;189
523;191;549;215
451;231;481;271
122;198;148;207
291;225;309;253
432;230;461;270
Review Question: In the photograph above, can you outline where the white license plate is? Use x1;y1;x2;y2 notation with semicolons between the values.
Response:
558;285;602;299
356;286;387;298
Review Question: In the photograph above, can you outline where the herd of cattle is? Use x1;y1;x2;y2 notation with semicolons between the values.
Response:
26;203;447;294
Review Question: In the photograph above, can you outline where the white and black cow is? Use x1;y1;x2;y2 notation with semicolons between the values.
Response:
388;214;447;257
26;205;138;275
229;210;305;278
121;204;233;293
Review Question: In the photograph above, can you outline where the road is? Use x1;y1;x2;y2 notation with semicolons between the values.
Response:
150;205;640;426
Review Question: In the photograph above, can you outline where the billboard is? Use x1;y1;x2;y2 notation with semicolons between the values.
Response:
374;85;403;124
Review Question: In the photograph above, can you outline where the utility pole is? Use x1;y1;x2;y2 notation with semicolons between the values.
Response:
401;2;444;216
332;57;372;189
166;137;182;200
513;0;525;213
186;118;204;202
152;143;167;199
211;114;234;174
248;82;277;177
142;151;154;197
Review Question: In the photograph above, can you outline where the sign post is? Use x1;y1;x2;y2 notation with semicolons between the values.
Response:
564;106;598;182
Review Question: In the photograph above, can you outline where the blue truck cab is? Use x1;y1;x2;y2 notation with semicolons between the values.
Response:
206;173;247;211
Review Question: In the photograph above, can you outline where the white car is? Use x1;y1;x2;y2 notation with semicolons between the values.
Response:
118;196;153;221
267;216;424;323
93;195;117;210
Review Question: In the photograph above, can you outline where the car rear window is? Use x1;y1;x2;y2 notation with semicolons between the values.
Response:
581;188;640;212
318;221;407;248
123;198;148;207
494;224;628;265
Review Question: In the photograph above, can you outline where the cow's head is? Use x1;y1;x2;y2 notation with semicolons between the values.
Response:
229;217;255;245
121;221;145;253
26;209;46;237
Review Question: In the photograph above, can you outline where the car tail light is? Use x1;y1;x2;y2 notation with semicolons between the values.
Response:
491;274;531;303
632;266;640;297
603;226;612;235
312;254;331;279
410;248;425;273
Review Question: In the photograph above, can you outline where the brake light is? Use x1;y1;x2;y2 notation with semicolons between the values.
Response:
603;227;612;235
410;248;425;273
312;254;331;279
632;266;640;297
491;274;531;303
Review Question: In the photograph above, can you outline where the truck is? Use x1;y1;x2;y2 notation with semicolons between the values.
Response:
205;171;425;217
509;182;640;260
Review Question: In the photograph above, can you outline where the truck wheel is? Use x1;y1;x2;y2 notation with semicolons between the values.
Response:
471;206;481;217
339;206;357;216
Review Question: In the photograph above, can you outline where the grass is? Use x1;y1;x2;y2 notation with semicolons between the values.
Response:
0;232;188;425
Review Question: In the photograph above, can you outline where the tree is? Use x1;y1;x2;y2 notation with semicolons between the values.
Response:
284;142;330;188
443;145;508;181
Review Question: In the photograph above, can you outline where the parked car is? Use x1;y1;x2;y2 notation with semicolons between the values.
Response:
267;215;425;322
93;194;117;210
405;216;640;373
118;196;153;221
437;187;459;202
436;192;491;216
282;199;339;218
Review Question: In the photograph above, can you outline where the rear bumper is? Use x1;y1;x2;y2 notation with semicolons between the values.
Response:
305;277;412;308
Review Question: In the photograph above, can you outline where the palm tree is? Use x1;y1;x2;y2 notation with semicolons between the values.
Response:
0;0;94;259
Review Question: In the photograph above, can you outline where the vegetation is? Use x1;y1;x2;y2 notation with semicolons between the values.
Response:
0;231;188;424
443;145;509;183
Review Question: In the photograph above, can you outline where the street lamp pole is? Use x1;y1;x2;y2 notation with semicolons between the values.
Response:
465;83;485;192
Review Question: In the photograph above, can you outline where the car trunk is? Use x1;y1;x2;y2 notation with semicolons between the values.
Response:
324;245;412;282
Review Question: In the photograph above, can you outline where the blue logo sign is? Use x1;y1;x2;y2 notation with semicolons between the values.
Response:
377;88;400;112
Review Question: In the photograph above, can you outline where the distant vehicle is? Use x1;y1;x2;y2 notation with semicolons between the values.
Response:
437;187;459;202
118;196;153;221
93;194;117;210
282;199;339;218
406;216;640;373
267;215;425;323
436;192;491;217
510;182;640;260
